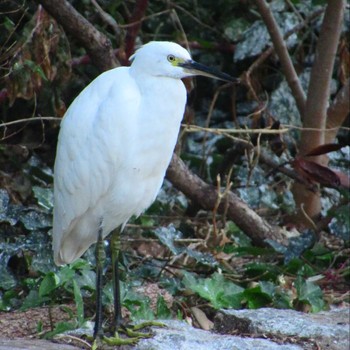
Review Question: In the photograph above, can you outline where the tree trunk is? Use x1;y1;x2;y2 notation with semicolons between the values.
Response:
292;0;345;226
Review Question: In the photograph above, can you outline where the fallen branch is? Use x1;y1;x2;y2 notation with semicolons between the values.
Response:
166;154;286;246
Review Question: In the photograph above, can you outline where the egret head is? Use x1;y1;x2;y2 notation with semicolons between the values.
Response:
130;41;239;83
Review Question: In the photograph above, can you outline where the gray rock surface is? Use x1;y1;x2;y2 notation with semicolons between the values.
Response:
0;338;81;350
0;308;348;350
134;320;303;350
214;307;350;350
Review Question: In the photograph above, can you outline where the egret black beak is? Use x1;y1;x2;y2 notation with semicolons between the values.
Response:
179;60;240;83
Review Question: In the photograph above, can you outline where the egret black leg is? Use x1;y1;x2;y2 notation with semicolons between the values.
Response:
91;228;164;347
93;226;105;339
111;228;122;332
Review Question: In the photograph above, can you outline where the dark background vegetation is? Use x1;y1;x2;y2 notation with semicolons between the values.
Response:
0;0;349;339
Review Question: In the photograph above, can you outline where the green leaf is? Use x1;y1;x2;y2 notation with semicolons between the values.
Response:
56;265;75;287
75;270;96;291
43;321;78;339
156;296;172;319
244;281;275;309
72;280;84;325
227;221;252;247
245;262;281;281
139;216;155;227
37;320;43;333
295;276;325;312
39;272;60;298
0;290;19;311
183;272;244;309
284;258;304;274
129;298;155;321
69;258;93;271
21;290;49;310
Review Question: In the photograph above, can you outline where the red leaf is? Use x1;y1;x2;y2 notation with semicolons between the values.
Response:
304;144;343;157
292;158;341;187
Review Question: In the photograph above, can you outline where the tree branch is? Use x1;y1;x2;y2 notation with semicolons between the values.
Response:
36;0;119;72
325;78;350;144
254;0;306;115
246;8;324;77
166;154;286;246
125;0;149;60
293;0;345;223
299;0;346;155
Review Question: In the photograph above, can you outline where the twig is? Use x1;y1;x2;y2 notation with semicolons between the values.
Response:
125;238;204;243
170;2;220;34
0;116;61;128
246;7;324;77
183;124;290;134
300;204;317;230
118;9;172;28
91;0;121;39
54;334;92;349
254;0;307;115
124;0;149;59
170;9;189;50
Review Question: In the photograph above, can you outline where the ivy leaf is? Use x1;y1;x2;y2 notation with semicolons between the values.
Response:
244;281;275;309
183;272;244;309
39;272;60;298
294;275;325;312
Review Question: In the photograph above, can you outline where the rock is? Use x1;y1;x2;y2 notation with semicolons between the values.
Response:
1;308;348;350
0;338;80;350
214;307;350;350
134;320;303;350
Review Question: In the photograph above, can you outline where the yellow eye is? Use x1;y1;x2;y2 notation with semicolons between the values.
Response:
167;55;176;62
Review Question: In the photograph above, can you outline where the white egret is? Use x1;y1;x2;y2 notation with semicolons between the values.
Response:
53;41;238;343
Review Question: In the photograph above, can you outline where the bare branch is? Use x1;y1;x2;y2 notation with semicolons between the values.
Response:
35;0;118;72
91;0;122;39
325;78;350;143
254;0;307;115
246;8;324;77
124;0;149;60
166;154;287;246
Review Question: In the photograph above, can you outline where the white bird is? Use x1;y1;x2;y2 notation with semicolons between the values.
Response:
53;41;238;341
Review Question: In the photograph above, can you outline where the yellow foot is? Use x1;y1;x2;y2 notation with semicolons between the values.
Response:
120;320;166;338
91;322;165;348
92;334;138;349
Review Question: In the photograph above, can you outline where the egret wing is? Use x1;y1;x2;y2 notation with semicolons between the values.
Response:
53;67;140;264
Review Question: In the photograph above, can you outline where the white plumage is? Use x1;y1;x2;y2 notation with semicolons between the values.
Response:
53;41;236;266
